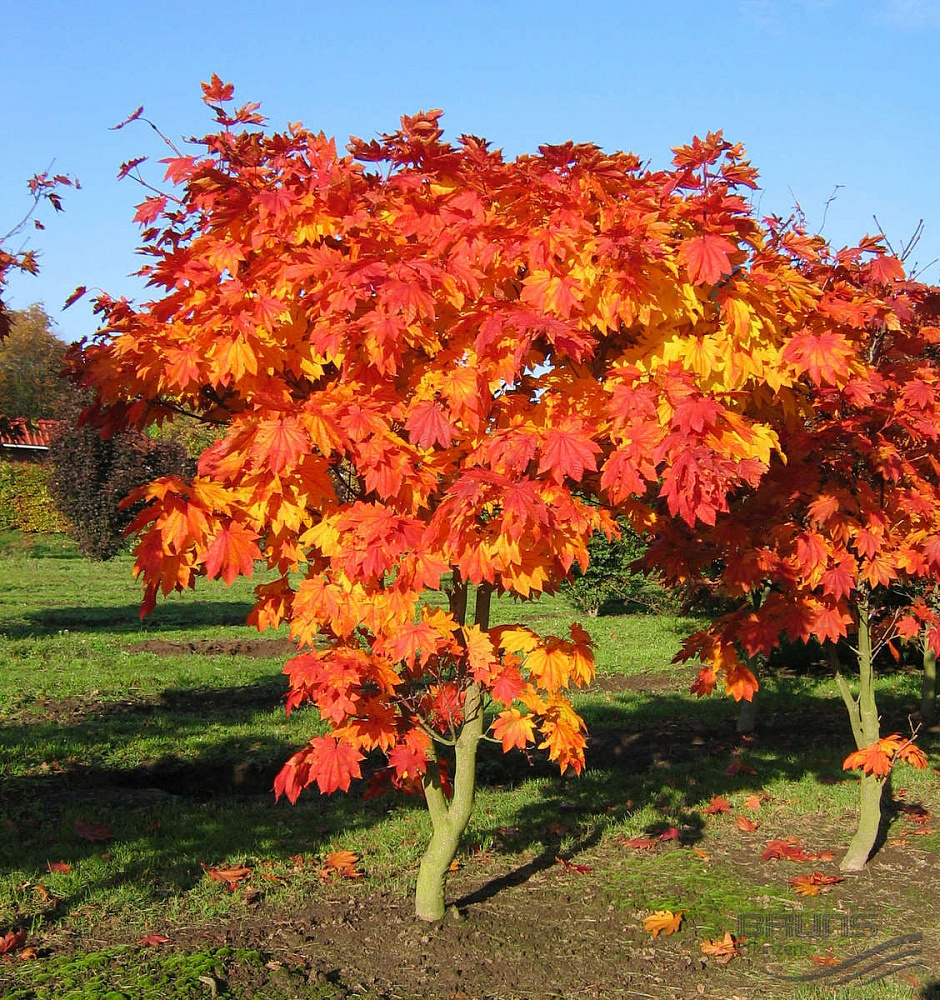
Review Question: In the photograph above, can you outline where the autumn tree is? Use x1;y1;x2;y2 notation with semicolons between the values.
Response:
0;304;72;420
0;172;78;442
74;78;849;920
652;235;939;871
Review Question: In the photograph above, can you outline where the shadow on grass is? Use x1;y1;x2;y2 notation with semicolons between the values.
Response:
2;600;257;638
0;672;934;926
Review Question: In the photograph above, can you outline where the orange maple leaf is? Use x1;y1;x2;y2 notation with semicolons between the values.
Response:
201;862;252;886
491;709;536;752
843;734;928;777
644;910;683;937
700;931;740;963
789;871;843;896
704;795;732;815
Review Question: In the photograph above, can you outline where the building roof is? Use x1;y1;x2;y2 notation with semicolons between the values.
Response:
0;418;60;452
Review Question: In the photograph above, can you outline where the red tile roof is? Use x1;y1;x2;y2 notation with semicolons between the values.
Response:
0;418;60;451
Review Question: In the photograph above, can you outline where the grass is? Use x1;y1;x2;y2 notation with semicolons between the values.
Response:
0;530;938;999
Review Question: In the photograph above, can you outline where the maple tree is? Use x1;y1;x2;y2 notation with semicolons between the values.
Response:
71;77;875;920
652;235;940;871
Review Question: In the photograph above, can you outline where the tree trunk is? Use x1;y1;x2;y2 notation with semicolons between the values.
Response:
736;688;759;733
414;582;492;921
922;642;937;723
834;598;884;872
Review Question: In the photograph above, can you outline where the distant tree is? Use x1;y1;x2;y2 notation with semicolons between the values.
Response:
0;305;71;420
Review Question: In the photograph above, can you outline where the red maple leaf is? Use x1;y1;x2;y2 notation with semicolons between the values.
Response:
678;234;736;285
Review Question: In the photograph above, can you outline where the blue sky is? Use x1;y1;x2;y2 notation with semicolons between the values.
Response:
2;0;938;343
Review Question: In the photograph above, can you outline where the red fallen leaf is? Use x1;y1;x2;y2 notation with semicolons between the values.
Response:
555;855;592;874
75;819;113;842
909;827;936;835
724;760;756;776
618;837;656;850
743;794;762;811
201;862;252;886
0;930;26;955
46;861;71;874
810;953;841;967
898;803;931;823
760;837;830;862
789;871;844;896
704;795;732;815
735;815;759;832
657;827;681;842
138;933;170;946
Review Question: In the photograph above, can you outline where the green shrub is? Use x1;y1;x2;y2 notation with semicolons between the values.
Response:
0;459;71;533
563;521;679;616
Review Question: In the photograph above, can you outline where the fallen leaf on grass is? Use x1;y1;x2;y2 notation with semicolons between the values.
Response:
789;871;844;896
692;847;711;861
323;850;362;878
700;931;741;964
643;910;683;937
735;815;760;832
743;794;762;811
46;861;71;874
724;760;756;776
74;819;113;842
138;933;170;946
657;827;681;842
617;837;656;850
201;862;252;887
0;930;26;955
17;946;38;961
704;795;732;815
555;855;592;874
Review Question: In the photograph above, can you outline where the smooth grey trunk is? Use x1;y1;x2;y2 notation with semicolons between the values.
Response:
922;642;937;723
414;580;492;921
736;688;759;733
833;599;885;871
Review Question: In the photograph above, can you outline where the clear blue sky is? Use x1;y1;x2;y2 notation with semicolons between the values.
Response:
3;0;939;343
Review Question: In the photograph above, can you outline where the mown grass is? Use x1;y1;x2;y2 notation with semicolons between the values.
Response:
0;530;938;1000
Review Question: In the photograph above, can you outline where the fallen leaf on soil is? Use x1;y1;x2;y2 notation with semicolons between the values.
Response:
138;933;170;946
735;815;759;832
74;819;113;842
704;795;732;815
743;794;762;811
644;910;683;937
789;871;844;896
760;837;831;862
700;931;740;964
692;847;711;861
0;930;26;955
46;861;71;874
909;827;935;835
201;862;252;886
555;855;592;874
898;803;931;822
617;837;656;850
809;953;840;967
17;946;38;961
657;827;681;842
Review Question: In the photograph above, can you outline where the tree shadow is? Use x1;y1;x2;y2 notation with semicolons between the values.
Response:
3;600;258;638
0;669;934;926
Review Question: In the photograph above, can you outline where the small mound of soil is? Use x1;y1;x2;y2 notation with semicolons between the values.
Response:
127;637;295;658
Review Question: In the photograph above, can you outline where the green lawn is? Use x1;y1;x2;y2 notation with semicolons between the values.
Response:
1;531;937;1000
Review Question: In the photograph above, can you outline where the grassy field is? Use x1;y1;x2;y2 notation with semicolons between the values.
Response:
0;530;938;999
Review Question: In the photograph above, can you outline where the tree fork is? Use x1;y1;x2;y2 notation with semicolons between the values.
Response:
415;582;493;920
835;599;884;872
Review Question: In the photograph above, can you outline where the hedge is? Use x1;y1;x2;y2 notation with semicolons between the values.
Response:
0;460;71;533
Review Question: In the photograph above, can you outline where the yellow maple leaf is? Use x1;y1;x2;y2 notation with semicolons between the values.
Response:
643;910;683;937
